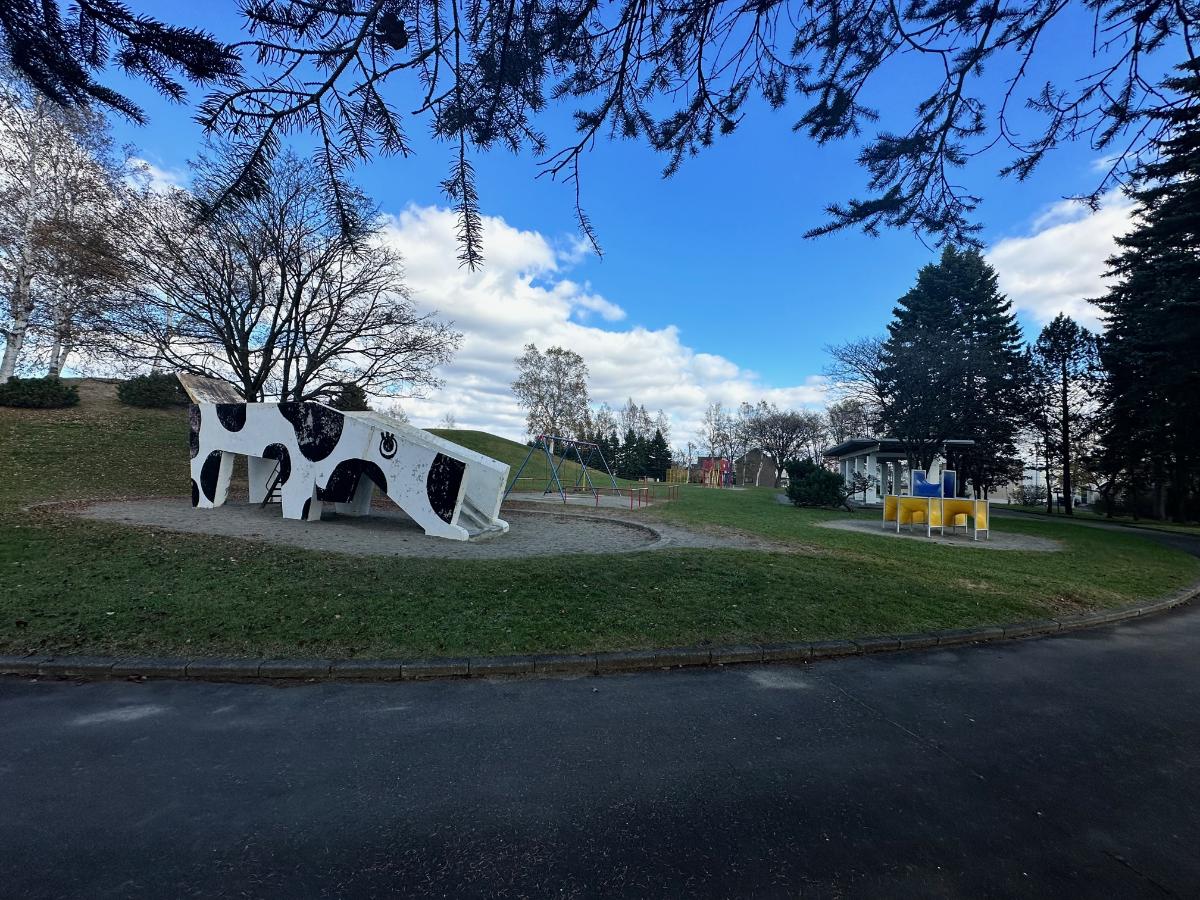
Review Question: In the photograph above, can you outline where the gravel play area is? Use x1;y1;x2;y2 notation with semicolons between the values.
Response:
816;516;1062;551
72;497;774;559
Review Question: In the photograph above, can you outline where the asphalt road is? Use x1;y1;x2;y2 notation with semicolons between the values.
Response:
3;587;1200;900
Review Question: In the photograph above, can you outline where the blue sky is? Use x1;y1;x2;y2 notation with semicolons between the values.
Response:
102;2;1160;439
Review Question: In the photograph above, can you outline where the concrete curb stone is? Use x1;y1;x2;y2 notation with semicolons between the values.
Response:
935;626;1005;646
810;639;859;658
655;647;712;668
258;659;333;678
895;633;939;650
761;642;812;662
469;656;535;677
711;645;765;665
403;658;469;679
0;655;50;675
185;658;262;679
1002;620;1061;640
853;636;902;654
531;653;598;675
595;649;659;671
330;659;405;680
110;657;190;678
40;657;116;677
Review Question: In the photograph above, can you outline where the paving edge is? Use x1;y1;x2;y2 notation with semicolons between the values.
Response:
3;583;1197;685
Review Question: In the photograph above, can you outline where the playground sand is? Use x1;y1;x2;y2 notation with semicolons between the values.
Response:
72;498;787;559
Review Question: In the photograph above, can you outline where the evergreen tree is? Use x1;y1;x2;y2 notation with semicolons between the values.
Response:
616;428;639;479
1095;63;1200;522
1029;314;1100;515
880;247;1027;497
647;429;672;481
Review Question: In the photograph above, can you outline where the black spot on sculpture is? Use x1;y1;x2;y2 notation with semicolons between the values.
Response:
261;443;292;486
278;402;344;462
301;498;312;520
199;450;224;503
189;405;201;459
190;479;200;507
215;403;247;432
318;459;389;504
426;453;467;523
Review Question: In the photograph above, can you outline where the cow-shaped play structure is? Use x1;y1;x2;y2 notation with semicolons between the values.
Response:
181;374;509;541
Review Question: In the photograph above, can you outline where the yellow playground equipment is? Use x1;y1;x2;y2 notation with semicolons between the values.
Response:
881;470;990;540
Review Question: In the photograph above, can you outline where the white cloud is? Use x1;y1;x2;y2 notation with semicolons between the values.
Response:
380;204;827;442
987;192;1136;330
130;157;189;192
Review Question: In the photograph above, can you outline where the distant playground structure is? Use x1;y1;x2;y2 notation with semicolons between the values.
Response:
504;435;679;508
698;456;733;487
505;434;621;503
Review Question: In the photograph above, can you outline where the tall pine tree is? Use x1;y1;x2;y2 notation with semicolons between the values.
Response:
880;247;1027;497
1029;314;1100;515
1095;63;1200;522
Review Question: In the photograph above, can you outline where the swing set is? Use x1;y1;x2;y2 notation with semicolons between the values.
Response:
504;435;622;503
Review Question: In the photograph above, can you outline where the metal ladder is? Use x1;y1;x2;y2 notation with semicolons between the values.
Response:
260;462;283;508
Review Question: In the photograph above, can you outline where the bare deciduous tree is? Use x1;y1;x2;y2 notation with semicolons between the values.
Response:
825;399;876;444
698;401;732;461
114;149;459;402
823;338;888;426
751;404;827;487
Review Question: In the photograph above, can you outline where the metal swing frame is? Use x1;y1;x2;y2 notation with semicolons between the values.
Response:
504;435;622;503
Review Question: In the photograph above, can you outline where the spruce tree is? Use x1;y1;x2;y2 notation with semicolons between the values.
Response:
1095;63;1200;522
647;429;672;481
1029;314;1100;515
880;247;1027;496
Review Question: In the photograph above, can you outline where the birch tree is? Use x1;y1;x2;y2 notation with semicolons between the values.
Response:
0;79;125;381
511;344;590;446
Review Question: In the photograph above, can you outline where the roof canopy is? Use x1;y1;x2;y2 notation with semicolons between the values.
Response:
823;437;975;459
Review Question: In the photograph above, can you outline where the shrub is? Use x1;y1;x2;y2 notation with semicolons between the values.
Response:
0;376;80;409
117;372;190;408
785;459;850;510
329;383;370;411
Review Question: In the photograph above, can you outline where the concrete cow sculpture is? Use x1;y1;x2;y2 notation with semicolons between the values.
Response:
180;374;509;541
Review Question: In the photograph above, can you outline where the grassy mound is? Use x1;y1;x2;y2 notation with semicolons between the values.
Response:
1;380;1196;660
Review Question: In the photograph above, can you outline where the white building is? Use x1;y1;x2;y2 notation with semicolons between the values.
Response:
822;437;976;504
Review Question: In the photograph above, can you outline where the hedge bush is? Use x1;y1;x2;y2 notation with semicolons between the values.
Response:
0;376;80;409
117;372;189;408
784;459;851;510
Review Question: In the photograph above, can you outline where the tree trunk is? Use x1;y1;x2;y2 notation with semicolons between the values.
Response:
1060;359;1073;515
47;336;63;377
1;266;34;383
1044;447;1054;515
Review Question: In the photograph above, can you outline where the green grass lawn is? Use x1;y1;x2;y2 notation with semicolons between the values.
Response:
1;381;1197;660
1002;504;1200;535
